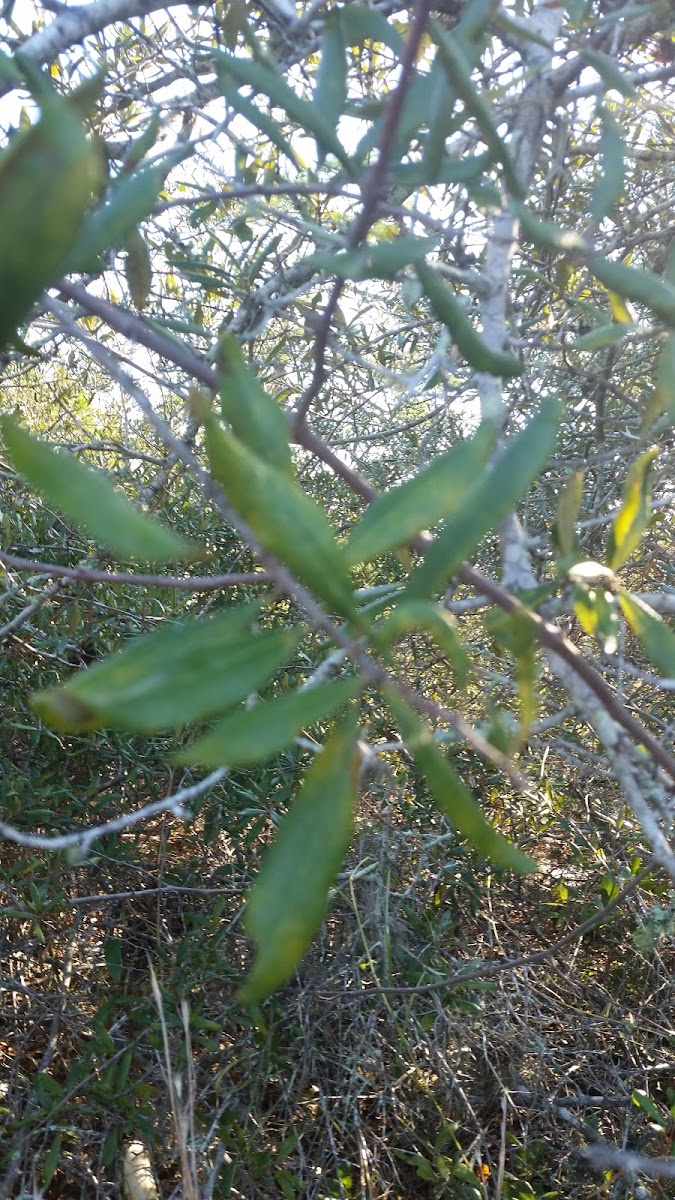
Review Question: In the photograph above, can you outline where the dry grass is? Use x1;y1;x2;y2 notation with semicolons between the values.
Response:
2;772;675;1200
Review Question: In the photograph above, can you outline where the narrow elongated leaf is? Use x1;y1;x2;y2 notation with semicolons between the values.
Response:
430;18;523;198
339;5;405;53
214;51;351;169
590;258;675;329
239;715;360;1003
569;322;634;352
591;107;624;223
515;205;587;254
392;150;492;190
642;335;675;430
406;398;561;599
314;12;347;133
204;418;356;618
386;692;535;872
619;592;675;678
346;422;496;567
125;227;152;310
423;61;458;178
32;608;301;732
553;470;584;558
607;446;659;570
176;677;360;767
217;77;302;168
216;334;293;476
67;163;166;273
416;262;522;377
304;236;439;284
373;601;471;688
0;415;196;564
121;111;161;174
484;609;538;749
0;90;100;347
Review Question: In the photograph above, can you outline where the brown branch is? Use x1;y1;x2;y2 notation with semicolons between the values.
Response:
53;282;675;786
0;551;271;591
292;0;435;424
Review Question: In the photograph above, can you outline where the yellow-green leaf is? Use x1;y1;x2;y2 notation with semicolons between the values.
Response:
607;446;659;571
573;584;620;654
386;691;535;872
239;715;360;1003
32;606;301;733
553;470;584;558
0;89;100;347
176;677;360;767
204;418;356;618
125;227;152;310
345;421;496;567
619;592;675;678
0;415;196;564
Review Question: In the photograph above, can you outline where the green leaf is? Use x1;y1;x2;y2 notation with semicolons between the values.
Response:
514;204;587;255
423;60;459;179
42;1132;62;1189
214;50;351;170
385;691;536;872
573;583;620;654
204;418;356;618
121;110;162;173
568;321;634;352
238;715;360;1003
406;398;561;599
217;75;302;169
631;1089;669;1127
216;334;293;476
67;163;166;273
314;12;347;140
485;609;538;748
416;262;523;377
581;47;638;98
339;5;405;53
345;421;496;566
0;89;100;348
0;415;196;564
0;50;21;84
32;607;301;733
124;227;152;309
607;446;659;571
391;150;492;191
590;258;675;329
176;677;360;767
372;601;471;688
619;592;675;678
590;107;624;223
305;235;440;283
104;936;123;982
430;18;522;198
642;335;675;430
553;470;584;558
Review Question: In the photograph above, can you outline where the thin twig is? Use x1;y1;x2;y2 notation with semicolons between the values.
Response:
0;551;271;591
